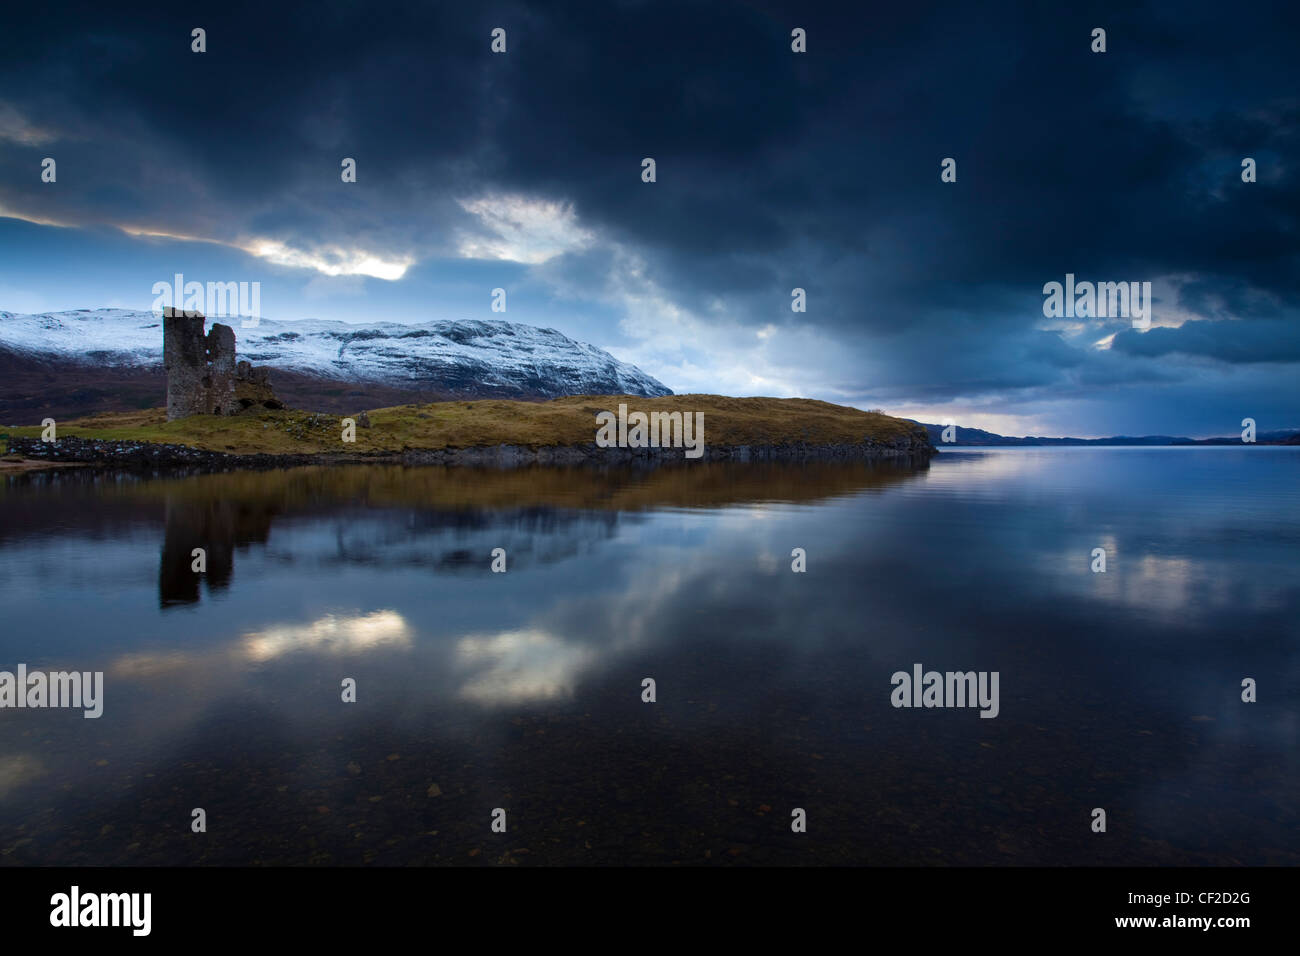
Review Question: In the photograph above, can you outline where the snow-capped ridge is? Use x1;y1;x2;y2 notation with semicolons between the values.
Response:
0;309;672;398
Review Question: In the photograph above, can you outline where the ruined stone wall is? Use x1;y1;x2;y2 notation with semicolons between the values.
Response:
206;322;237;416
236;361;270;386
164;308;270;419
164;309;210;420
165;310;279;418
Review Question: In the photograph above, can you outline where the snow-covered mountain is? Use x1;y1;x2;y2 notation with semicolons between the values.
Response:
0;308;672;399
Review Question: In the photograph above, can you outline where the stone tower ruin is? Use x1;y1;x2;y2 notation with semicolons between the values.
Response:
162;308;238;420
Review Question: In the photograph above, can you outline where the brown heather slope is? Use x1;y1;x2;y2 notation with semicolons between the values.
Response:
3;395;928;457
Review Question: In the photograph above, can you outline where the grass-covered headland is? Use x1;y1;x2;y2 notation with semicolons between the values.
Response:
2;395;935;469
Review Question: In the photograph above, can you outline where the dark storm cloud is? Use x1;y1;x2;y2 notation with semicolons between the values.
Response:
1112;316;1300;363
0;1;509;255
0;0;1296;427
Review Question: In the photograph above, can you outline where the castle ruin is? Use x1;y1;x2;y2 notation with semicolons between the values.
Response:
163;309;276;420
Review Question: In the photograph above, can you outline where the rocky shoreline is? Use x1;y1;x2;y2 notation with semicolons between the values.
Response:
4;434;936;473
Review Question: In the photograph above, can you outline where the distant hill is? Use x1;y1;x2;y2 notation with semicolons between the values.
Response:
0;309;672;423
912;421;1300;446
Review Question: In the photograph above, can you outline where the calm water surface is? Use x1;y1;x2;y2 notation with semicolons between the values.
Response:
1;448;1297;865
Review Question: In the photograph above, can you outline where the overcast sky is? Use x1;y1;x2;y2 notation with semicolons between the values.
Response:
1;0;1296;436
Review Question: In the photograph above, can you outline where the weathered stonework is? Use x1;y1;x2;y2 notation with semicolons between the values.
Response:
207;321;237;416
163;309;210;420
236;360;270;387
164;309;276;420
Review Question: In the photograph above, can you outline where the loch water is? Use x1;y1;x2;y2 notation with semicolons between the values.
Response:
1;447;1296;865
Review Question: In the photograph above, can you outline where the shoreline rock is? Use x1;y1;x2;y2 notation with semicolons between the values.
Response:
400;436;937;466
4;434;937;474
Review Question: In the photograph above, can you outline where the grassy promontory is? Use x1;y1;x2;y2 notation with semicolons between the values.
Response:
3;395;933;466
